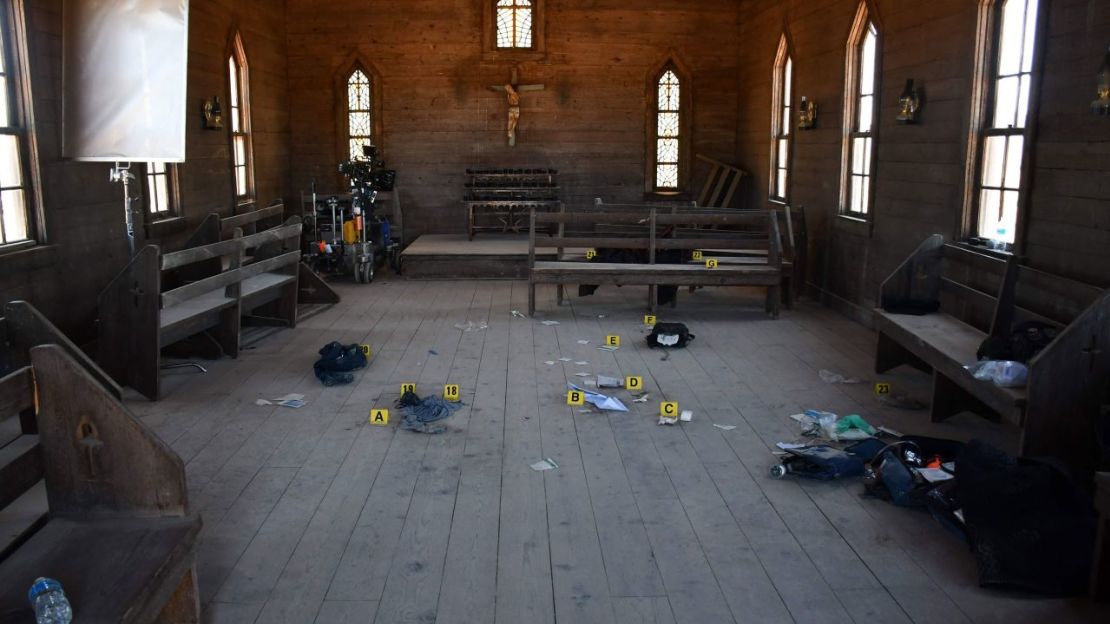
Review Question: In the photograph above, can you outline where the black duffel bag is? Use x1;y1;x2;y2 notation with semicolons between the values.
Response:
646;322;695;348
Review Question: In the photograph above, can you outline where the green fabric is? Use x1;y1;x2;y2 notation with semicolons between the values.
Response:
836;414;876;435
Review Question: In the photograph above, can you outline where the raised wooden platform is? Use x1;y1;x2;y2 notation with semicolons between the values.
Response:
400;234;584;279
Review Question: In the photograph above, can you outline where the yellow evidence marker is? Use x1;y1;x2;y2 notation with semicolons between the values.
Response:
705;258;719;269
606;335;621;348
874;382;892;396
360;344;372;356
586;249;597;260
660;402;679;417
369;409;389;426
626;376;643;391
692;251;704;260
644;315;657;326
444;384;461;401
567;390;585;406
401;383;416;394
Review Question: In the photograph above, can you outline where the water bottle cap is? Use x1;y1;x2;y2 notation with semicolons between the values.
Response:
28;577;62;602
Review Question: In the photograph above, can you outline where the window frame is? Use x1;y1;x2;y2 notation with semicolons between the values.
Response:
644;57;692;195
0;0;42;253
334;56;385;178
838;3;881;221
770;34;794;204
141;162;180;221
482;0;546;59
961;0;1047;250
227;31;255;206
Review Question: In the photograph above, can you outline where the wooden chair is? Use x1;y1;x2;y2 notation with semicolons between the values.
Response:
694;154;747;209
0;345;200;622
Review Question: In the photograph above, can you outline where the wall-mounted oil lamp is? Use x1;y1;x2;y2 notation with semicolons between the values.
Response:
1093;46;1110;115
797;96;817;130
897;79;922;124
202;96;224;130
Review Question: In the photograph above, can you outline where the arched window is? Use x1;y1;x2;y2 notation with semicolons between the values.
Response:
496;0;533;49
227;32;253;203
770;35;793;202
346;68;373;160
646;61;691;193
965;0;1042;247
840;3;879;217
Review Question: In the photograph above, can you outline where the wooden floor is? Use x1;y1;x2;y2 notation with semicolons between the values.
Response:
129;278;1107;624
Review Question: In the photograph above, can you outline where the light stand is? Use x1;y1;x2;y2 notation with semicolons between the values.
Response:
109;162;138;256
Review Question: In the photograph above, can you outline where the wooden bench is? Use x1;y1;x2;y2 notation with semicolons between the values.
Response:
593;199;806;307
1;300;121;401
0;344;200;622
528;205;783;316
187;203;339;313
875;235;1110;473
98;220;302;400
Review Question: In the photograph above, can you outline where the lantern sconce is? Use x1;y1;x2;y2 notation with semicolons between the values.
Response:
202;96;224;130
1093;46;1110;115
897;79;922;124
797;96;817;130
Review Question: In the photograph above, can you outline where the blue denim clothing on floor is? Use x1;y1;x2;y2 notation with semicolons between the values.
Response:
396;391;462;434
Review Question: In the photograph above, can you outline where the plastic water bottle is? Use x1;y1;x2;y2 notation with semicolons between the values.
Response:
28;578;72;624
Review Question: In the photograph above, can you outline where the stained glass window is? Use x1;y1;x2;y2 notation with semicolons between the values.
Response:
974;0;1040;244
0;2;32;246
496;0;533;49
347;69;373;160
655;69;681;190
771;36;792;201
842;7;878;218
228;34;253;201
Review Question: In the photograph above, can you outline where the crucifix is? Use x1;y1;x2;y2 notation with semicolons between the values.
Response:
489;66;545;147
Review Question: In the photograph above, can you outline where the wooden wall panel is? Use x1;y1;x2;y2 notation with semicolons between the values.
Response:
285;0;741;238
0;0;290;341
734;0;1110;322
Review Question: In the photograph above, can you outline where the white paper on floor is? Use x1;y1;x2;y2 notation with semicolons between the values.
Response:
575;361;589;366
597;375;623;388
541;320;560;326
680;410;694;422
658;416;678;426
577;340;590;345
632;394;650;403
574;372;591;378
597;345;619;352
559;357;572;362
544;361;556;366
713;424;737;431
512;310;528;318
530;458;559;471
255;399;273;406
273;393;305;402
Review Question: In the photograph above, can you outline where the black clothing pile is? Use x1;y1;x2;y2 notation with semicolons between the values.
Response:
976;320;1060;363
313;342;368;386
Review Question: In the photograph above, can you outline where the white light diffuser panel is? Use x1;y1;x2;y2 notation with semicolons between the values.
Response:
62;0;189;162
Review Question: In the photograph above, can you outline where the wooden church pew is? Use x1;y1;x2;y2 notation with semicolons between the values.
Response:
875;235;1109;477
0;345;200;622
98;222;302;400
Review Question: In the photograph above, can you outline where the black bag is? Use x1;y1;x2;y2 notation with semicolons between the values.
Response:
646;322;694;348
976;320;1060;363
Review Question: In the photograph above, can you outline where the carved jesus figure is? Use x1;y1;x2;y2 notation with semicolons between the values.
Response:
490;67;544;147
503;83;521;146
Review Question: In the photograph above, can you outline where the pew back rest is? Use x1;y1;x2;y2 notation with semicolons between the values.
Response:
530;205;781;266
880;235;1103;334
